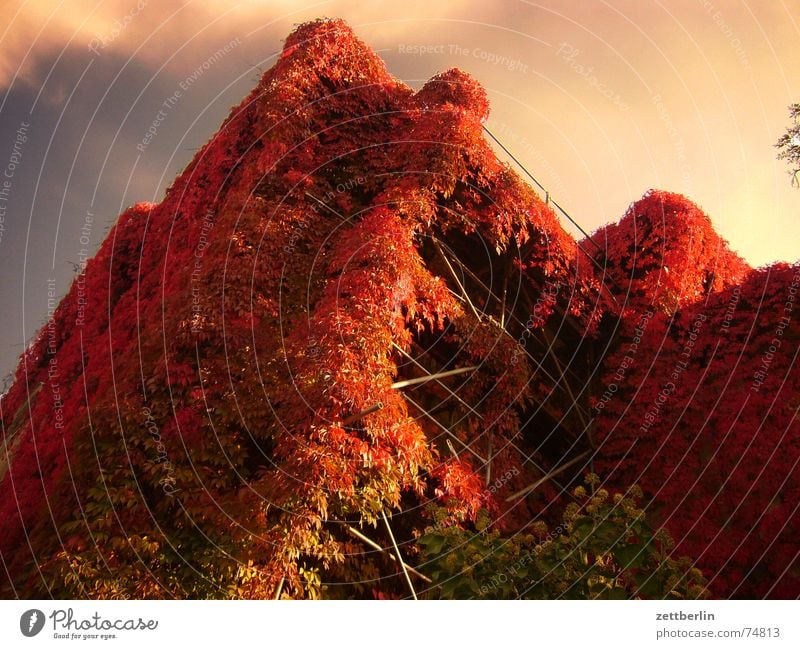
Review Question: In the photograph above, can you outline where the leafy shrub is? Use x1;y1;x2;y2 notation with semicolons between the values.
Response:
418;475;708;599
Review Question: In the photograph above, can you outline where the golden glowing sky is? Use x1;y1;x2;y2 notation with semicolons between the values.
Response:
0;0;797;378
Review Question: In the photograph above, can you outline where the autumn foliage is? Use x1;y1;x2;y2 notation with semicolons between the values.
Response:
588;190;750;313
1;19;797;599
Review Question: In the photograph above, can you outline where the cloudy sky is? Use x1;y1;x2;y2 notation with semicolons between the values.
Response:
0;0;797;383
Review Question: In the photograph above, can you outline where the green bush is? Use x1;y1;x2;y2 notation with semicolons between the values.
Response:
417;474;708;599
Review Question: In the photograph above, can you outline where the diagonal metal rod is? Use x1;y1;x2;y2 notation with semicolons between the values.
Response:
540;328;591;435
436;242;593;420
391;366;477;389
399;284;588;468
394;335;586;502
382;512;417;599
393;342;560;480
397;346;584;501
500;268;510;330
505;450;592;502
433;220;585;335
482;126;600;250
392;343;483;420
403;393;487;463
485;431;493;487
433;235;594;424
305;191;348;221
446;439;459;458
433;239;482;319
342;402;383;425
345;524;431;584
395;342;565;479
436;142;622;305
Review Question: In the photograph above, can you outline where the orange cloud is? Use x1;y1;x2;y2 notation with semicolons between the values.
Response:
0;0;476;90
